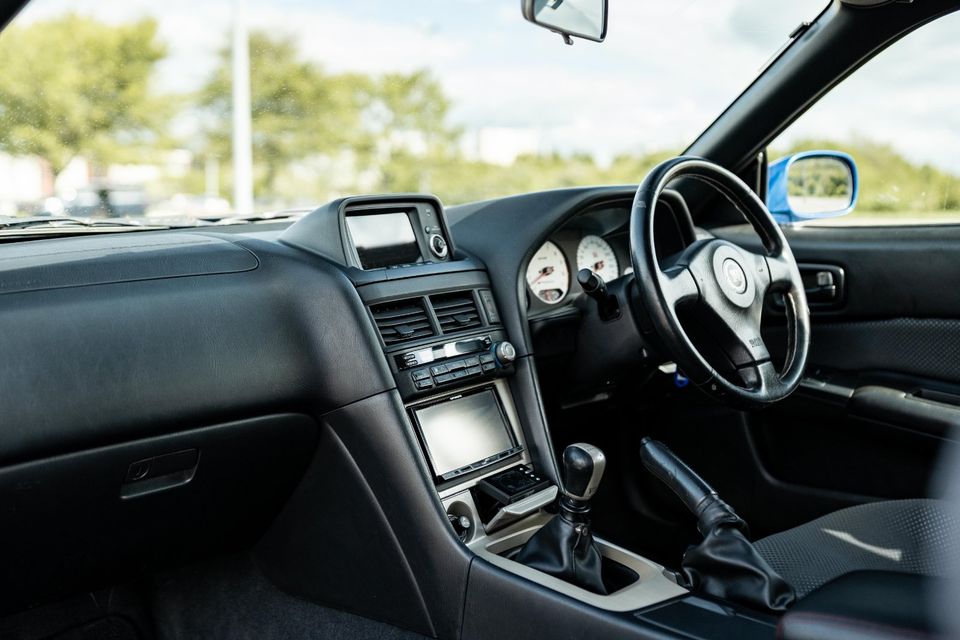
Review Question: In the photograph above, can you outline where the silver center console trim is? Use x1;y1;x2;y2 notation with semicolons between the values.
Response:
485;486;558;531
420;370;686;611
443;490;688;612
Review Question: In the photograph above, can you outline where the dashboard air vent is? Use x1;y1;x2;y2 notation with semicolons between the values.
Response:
370;298;436;346
431;291;482;334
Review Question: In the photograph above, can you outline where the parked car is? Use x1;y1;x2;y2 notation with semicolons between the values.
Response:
61;184;148;218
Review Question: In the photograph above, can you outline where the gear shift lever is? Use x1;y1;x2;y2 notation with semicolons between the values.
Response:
559;443;606;515
513;443;608;594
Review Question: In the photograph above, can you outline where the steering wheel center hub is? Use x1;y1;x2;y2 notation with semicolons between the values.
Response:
723;258;747;293
711;244;755;308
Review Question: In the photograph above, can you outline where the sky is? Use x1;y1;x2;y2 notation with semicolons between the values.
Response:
10;0;960;172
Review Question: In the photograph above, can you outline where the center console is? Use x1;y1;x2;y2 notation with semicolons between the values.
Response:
278;192;691;628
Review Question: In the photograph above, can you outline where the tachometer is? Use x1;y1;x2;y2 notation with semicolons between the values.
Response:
526;241;570;305
576;235;619;282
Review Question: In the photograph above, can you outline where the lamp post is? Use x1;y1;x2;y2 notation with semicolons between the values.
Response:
232;0;254;213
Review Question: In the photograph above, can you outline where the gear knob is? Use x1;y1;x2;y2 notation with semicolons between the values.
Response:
561;443;606;502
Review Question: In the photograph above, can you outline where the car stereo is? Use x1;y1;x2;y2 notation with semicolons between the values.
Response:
412;386;523;482
342;195;452;270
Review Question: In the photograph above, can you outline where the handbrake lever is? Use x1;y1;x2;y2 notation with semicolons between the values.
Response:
639;437;745;536
639;437;795;612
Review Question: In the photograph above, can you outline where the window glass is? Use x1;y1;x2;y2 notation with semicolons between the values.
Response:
770;11;960;226
0;0;823;223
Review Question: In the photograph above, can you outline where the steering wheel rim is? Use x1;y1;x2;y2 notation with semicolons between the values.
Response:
630;156;810;407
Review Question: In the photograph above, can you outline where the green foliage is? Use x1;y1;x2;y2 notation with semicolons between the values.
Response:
363;70;462;194
426;149;678;205
198;33;462;198
774;138;959;214
787;159;851;198
0;14;956;220
0;15;169;175
200;31;368;195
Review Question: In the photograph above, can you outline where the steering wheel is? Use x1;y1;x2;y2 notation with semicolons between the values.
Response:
630;156;810;407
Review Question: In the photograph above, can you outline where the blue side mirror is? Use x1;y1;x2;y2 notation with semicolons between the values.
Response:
767;150;859;224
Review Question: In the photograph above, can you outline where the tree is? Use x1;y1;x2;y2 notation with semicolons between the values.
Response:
201;32;368;195
0;15;169;179
775;138;960;214
366;70;461;193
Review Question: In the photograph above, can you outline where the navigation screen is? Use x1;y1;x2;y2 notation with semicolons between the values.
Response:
346;211;421;269
415;389;517;479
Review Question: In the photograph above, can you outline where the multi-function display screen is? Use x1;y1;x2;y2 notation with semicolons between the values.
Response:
415;389;518;479
346;211;421;269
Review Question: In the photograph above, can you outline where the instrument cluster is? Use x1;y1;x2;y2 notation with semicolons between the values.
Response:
525;202;634;309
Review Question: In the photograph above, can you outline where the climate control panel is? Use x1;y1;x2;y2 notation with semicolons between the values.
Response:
392;332;516;398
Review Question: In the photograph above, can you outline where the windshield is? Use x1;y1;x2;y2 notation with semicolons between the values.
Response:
0;0;824;224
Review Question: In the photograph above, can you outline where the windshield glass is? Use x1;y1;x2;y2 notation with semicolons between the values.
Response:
0;0;824;224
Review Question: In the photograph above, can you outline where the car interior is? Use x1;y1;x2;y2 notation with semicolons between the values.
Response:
0;0;958;639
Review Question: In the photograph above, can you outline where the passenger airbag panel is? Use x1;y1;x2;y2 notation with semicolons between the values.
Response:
0;233;258;295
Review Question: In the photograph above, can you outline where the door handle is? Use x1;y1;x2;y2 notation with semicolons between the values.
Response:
770;263;844;311
803;268;838;303
121;448;199;500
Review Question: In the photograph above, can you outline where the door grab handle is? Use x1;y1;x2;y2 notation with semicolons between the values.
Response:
849;386;960;438
799;376;854;402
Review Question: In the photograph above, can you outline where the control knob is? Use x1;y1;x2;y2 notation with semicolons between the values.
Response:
428;234;449;259
493;341;517;366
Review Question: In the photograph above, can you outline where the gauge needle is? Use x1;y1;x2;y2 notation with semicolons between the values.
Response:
530;266;555;286
593;260;605;272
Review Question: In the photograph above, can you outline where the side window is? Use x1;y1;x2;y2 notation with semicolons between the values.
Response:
767;11;959;226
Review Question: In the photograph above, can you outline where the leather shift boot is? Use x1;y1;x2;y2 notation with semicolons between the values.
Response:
681;507;795;612
513;512;608;595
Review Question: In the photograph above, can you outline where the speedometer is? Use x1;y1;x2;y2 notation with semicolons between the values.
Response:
526;241;569;305
576;235;619;282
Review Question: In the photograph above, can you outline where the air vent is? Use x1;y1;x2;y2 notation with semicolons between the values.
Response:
431;291;483;334
370;298;436;346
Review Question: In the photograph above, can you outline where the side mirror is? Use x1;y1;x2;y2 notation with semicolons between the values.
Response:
521;0;608;44
767;151;859;224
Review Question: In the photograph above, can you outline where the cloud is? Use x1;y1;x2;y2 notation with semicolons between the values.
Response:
10;0;960;172
778;11;960;172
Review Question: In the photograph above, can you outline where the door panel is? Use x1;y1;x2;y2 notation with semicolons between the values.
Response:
707;224;960;534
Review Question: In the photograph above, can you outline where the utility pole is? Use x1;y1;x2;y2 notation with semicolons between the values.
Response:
232;0;254;213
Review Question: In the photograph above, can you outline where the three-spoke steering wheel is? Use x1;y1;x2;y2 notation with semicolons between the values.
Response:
630;157;810;407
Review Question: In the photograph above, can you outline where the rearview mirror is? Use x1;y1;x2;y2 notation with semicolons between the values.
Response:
522;0;608;44
767;151;859;224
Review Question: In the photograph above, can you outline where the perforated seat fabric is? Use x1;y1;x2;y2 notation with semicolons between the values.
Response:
753;499;958;599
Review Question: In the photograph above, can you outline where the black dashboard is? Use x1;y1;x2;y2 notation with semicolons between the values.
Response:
0;184;705;639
